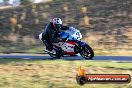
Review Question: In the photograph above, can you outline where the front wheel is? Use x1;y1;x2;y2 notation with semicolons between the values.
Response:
78;44;94;60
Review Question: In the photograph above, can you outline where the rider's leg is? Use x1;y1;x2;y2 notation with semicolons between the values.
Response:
43;40;56;54
39;33;53;51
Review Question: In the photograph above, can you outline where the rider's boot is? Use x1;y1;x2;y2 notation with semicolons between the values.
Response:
44;48;56;54
51;49;56;54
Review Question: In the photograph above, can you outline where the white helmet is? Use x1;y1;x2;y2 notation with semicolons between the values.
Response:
52;18;62;25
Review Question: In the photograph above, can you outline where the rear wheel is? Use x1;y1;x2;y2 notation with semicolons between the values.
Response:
78;44;94;60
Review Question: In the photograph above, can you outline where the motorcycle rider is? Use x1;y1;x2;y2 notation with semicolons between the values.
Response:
39;18;69;53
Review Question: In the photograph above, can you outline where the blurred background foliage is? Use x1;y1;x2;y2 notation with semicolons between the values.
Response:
20;0;33;5
0;0;132;55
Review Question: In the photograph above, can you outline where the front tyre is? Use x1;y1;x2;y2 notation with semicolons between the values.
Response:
79;44;94;60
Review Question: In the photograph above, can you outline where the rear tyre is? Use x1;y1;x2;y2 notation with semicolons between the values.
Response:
79;44;94;60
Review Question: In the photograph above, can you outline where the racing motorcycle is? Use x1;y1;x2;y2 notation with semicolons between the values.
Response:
45;27;94;60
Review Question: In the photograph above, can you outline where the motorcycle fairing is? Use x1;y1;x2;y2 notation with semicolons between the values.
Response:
53;41;76;54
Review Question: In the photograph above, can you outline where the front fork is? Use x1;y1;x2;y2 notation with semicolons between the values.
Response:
74;43;81;54
74;41;86;53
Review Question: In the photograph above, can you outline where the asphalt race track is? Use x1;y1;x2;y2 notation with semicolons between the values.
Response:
0;54;132;62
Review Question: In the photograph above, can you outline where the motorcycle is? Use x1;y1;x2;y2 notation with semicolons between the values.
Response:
45;27;94;60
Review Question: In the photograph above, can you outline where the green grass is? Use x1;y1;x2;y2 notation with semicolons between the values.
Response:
0;58;131;88
95;49;132;56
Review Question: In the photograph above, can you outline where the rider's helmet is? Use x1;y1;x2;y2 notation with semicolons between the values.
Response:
52;18;62;29
52;18;62;25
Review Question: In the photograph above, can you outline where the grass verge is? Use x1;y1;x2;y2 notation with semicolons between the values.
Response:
0;58;131;88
